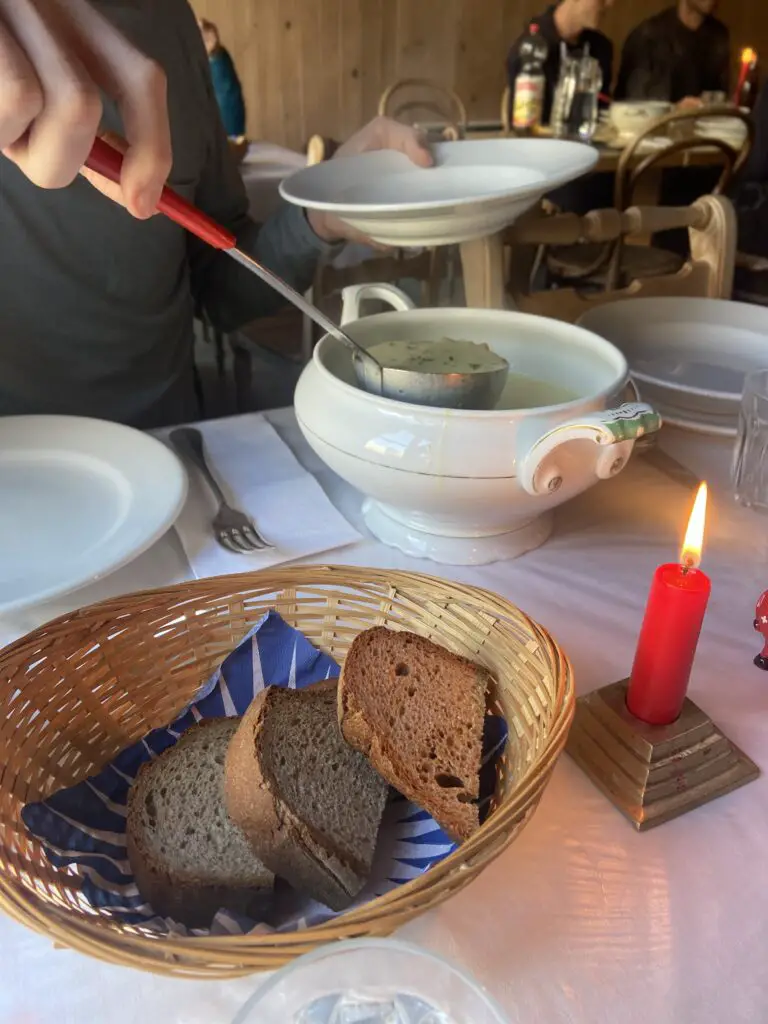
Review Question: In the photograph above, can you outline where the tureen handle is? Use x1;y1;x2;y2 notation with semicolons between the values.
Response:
340;283;416;325
519;402;662;497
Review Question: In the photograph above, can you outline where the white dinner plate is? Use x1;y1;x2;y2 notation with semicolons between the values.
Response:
578;297;768;420
280;139;599;245
0;416;187;614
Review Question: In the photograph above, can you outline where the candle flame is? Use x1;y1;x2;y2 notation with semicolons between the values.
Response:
742;48;757;65
680;482;708;570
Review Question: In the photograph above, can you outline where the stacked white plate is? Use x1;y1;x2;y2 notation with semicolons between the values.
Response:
694;117;748;147
280;139;599;246
578;298;768;436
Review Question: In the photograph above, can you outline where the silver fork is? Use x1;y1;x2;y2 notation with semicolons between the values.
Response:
169;427;272;553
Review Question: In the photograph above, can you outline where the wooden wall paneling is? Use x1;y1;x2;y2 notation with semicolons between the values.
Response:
336;0;366;142
454;0;506;120
189;0;768;152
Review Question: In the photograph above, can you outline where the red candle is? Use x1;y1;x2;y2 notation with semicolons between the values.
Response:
626;483;711;726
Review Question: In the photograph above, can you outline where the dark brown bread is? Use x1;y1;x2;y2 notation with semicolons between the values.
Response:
338;627;488;841
126;719;273;929
225;678;389;911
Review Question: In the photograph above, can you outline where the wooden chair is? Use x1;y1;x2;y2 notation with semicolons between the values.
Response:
227;136;249;164
506;195;736;323
548;106;753;290
500;86;512;134
305;135;341;166
378;78;467;135
313;249;443;310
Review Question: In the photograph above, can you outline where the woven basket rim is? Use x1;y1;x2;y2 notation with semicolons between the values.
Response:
0;564;575;975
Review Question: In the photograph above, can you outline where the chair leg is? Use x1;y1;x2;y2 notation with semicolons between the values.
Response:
192;363;206;419
232;343;253;413
302;286;315;364
214;328;226;378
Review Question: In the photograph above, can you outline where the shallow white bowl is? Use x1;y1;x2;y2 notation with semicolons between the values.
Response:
280;139;599;246
579;297;768;423
609;101;672;135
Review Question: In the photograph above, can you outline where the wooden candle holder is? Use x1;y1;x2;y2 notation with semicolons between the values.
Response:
566;680;759;831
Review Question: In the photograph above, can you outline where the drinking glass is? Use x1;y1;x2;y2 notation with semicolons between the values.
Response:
733;368;768;511
566;56;602;141
231;939;510;1024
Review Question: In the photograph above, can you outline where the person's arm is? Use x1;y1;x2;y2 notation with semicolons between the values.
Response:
614;28;641;101
713;25;731;95
189;105;334;333
600;38;614;101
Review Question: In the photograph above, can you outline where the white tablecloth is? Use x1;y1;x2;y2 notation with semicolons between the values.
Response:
2;410;767;1024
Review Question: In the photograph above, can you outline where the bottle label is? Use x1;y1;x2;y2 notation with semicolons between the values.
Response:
513;75;545;129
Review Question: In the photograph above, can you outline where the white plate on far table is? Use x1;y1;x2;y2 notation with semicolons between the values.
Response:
579;297;768;428
280;139;599;246
0;416;187;615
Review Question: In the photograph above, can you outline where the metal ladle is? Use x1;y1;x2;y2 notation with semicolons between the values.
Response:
228;251;509;410
86;137;508;411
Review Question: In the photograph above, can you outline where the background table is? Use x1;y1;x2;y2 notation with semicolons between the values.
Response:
1;411;767;1024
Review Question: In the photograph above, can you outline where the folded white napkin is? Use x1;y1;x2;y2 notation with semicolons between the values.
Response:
160;414;361;579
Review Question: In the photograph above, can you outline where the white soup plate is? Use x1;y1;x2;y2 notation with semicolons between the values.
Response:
280;139;599;246
0;416;187;614
579;297;768;432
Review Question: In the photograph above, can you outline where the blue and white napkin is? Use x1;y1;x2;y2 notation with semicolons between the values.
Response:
22;612;507;937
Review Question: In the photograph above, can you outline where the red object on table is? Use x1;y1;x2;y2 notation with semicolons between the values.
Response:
626;565;711;725
626;482;711;726
84;137;236;250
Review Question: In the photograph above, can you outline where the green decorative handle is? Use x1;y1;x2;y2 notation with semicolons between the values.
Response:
520;402;662;496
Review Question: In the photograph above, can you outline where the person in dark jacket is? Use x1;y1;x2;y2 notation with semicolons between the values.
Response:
615;0;730;103
199;18;246;139
506;0;614;125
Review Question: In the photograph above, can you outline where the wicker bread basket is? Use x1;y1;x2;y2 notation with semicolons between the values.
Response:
0;565;574;978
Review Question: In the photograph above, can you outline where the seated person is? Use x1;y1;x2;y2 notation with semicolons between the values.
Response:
506;0;614;126
199;18;246;139
615;0;730;102
729;82;768;298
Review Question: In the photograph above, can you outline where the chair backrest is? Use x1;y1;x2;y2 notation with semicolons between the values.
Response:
500;86;512;134
505;195;736;322
615;105;754;209
378;78;467;131
314;250;442;310
305;135;341;166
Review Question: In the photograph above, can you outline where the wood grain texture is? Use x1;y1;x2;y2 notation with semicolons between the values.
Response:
190;0;768;151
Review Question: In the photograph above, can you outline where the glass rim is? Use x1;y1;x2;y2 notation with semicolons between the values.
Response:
743;367;768;398
231;937;510;1023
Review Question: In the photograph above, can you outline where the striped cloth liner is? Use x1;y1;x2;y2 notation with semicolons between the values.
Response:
22;611;507;936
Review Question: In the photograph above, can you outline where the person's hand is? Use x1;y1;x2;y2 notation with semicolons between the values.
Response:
307;116;433;244
677;96;705;111
0;0;172;219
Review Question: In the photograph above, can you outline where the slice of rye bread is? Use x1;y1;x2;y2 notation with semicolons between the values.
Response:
126;718;274;929
338;627;489;842
224;678;389;912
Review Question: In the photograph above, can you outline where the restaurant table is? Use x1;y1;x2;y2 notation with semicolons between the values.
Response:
1;409;767;1024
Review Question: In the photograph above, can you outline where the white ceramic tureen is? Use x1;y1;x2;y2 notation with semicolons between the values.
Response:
294;284;660;565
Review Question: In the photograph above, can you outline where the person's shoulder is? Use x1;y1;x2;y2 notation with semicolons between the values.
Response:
586;29;614;56
706;15;730;38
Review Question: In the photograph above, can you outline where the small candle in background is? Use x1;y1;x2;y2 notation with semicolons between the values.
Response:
626;483;711;726
734;48;759;109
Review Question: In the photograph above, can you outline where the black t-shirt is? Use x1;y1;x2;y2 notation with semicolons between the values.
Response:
506;5;614;123
615;6;730;102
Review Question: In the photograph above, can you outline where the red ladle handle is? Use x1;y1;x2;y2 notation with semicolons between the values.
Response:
85;137;236;251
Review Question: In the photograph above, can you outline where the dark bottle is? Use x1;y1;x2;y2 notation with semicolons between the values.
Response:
512;23;549;134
